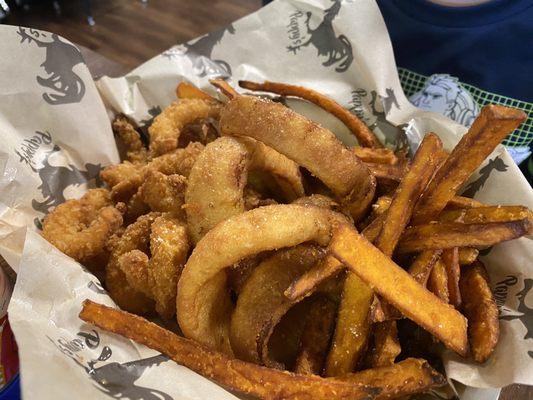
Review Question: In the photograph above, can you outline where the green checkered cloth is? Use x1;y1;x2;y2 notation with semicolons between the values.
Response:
398;67;533;147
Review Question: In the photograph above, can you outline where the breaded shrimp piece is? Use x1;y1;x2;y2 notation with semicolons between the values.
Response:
112;116;149;163
139;170;187;216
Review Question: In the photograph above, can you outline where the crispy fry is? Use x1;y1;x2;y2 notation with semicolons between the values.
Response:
42;189;124;263
407;250;442;286
220;95;376;221
325;273;373;376
239;80;381;148
427;259;449;303
397;219;532;254
177;205;347;354
230;244;326;366
412;105;526;224
458;248;479;265
446;195;485;210
460;261;499;363
338;358;446;399
149;99;221;155
442;248;461;308
439;205;533;224
294;295;337;375
210;78;239;99
185;137;248;244
365;162;405;190
112;115;148;163
79;300;381;400
367;321;401;368
330;225;468;356
176;82;216;101
375;133;444;257
352;147;398;164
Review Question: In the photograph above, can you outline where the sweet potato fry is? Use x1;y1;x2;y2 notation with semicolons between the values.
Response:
365;162;405;188
375;133;444;257
325;273;373;376
367;321;401;368
176;82;216;101
427;259;449;303
338;358;446;399
330;225;468;356
352;147;398;164
442;248;461;308
210;78;239;99
79;300;380;400
294;296;337;375
397;219;533;254
239;80;381;148
407;250;443;286
458;248;479;265
460;261;500;363
438;205;533;224
445;195;485;210
412;105;526;224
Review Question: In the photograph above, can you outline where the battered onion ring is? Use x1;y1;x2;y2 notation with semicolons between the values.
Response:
230;244;326;366
118;214;189;319
106;212;159;314
184;137;249;244
149;99;221;155
176;204;346;354
42;189;124;262
220;96;376;222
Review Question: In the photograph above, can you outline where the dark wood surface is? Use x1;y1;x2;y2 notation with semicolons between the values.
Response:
5;1;532;399
5;0;261;70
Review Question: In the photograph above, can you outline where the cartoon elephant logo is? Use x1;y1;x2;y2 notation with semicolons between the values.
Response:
17;27;86;105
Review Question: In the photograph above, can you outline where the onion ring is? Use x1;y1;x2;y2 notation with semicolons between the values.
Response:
219;95;376;221
177;204;346;354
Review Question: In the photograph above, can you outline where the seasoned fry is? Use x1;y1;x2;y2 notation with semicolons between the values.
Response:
407;250;442;286
330;225;468;356
325;273;373;376
185;137;248;244
397;219;533;254
177;205;347;354
458;248;479;265
176;82;216;101
412;105;526;224
220;95;376;221
446;195;485;210
210;78;239;99
366;321;401;368
442;248;461;308
352;147;398;164
79;300;381;400
374;133;444;256
230;244;326;366
439;205;533;224
338;358;446;398
460;261;499;363
427;259;449;303
239;80;381;148
294;296;337;375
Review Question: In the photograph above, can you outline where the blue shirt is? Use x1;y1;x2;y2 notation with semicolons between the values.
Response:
376;0;533;103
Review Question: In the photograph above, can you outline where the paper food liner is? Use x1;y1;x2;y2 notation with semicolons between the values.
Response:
0;1;531;399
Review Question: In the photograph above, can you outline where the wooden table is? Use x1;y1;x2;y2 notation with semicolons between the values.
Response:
58;44;533;400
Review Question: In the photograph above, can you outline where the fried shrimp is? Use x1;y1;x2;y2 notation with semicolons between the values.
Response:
106;212;159;314
112;116;148;163
149;99;221;155
42;189;124;263
139;170;187;215
118;214;189;320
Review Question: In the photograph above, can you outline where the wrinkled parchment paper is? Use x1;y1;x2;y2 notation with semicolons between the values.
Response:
1;1;532;399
